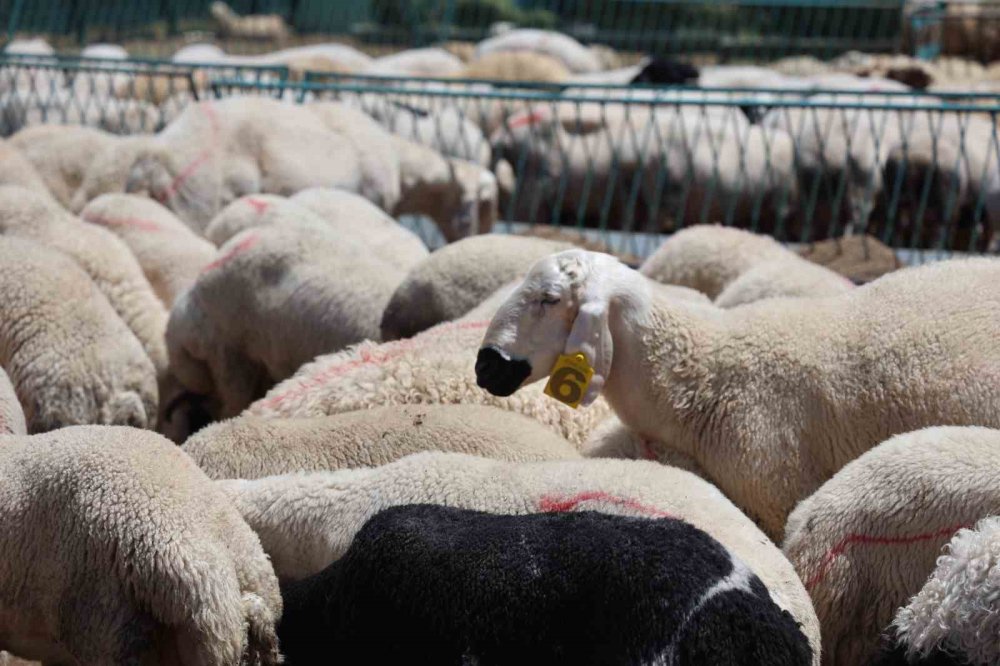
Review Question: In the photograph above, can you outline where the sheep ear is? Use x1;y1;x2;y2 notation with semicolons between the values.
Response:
564;287;612;407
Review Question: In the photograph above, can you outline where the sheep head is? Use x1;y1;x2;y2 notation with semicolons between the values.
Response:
477;249;624;406
444;160;498;240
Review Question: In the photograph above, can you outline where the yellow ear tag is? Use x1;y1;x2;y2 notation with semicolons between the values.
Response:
544;353;595;409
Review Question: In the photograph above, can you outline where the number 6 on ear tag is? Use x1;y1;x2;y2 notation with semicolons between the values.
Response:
544;353;594;409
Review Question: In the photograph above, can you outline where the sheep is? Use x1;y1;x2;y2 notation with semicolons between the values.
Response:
476;250;1000;539
360;99;491;166
168;220;404;420
582;414;707;478
125;97;400;232
0;367;25;436
0;140;56;201
246;282;611;447
210;1;289;41
79;43;128;60
79;193;216;308
879;115;1000;251
216;450;822;660
365;48;465;78
474;29;602;74
380;234;576;341
8;124;122;208
0;185;168;376
307;101;498;241
112;69;209;105
714;256;854;307
872;516;1000;666
278;504;814;665
782;426;1000;666
0;236;156;431
386;131;498;240
184;403;580;479
205;192;429;273
639;225;850;303
491;105;796;233
68;133;156;212
0;425;281;665
629;57;700;85
290;188;429;268
459;51;570;82
797;234;903;285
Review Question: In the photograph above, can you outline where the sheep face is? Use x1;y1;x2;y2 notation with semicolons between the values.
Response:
478;249;612;406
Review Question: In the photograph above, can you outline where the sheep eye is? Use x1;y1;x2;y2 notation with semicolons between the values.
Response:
540;296;561;306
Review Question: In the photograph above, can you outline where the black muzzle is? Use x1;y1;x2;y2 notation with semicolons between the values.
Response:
476;346;532;397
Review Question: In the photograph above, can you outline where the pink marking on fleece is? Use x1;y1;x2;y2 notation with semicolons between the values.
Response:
255;319;491;410
538;491;676;519
201;233;259;273
508;109;550;130
82;213;161;232
245;197;270;214
804;523;969;591
156;101;220;203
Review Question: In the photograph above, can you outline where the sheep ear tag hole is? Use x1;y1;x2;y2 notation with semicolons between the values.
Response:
544;353;594;409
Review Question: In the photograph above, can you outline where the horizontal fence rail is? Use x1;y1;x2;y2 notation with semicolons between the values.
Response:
0;54;996;260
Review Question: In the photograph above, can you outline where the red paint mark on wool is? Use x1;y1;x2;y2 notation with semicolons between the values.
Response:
255;319;491;410
245;197;270;214
804;523;969;591
201;233;259;273
508;109;550;130
156;101;220;203
82;214;161;232
639;438;657;461
538;491;676;519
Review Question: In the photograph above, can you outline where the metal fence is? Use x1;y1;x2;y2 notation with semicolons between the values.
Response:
207;76;1000;258
0;0;914;60
0;54;996;259
0;52;287;134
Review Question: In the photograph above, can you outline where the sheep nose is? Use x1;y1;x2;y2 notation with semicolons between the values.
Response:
476;346;531;397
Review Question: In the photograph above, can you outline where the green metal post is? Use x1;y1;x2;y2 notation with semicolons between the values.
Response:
7;0;25;41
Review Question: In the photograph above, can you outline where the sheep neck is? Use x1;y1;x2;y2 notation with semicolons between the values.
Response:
603;281;723;460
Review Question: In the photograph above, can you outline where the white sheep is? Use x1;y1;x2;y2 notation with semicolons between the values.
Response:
476;250;1000;539
0;425;281;665
8;124;122;208
168;220;404;419
879;516;1000;666
216;450;822;662
79;43;129;60
782;426;1000;666
125;97;400;232
307;101;498;241
0;139;57;201
360;99;491;166
491;105;796;233
204;192;428;273
380;234;576;341
364;48;465;78
210;1;289;41
0;185;168;377
714;255;855;307
290;188;429;268
79;193;216;307
245;282;612;448
184;403;580;479
0;367;26;436
474;29;602;74
0;236;156;431
460;51;571;82
582;414;707;478
639;225;853;304
0;87;160;136
68;133;156;212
